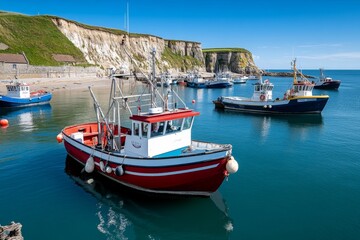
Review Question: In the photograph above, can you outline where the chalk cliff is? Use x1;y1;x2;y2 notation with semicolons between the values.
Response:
51;18;260;75
52;18;205;73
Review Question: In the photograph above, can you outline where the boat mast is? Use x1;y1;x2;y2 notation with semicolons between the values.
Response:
150;48;157;108
292;58;297;83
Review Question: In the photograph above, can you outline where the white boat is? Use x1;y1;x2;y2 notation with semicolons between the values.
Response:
247;75;260;80
206;72;233;88
59;48;238;197
232;77;247;84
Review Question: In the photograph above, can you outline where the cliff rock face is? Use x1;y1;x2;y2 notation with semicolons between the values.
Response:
52;18;205;73
166;40;204;60
52;18;258;74
204;51;260;74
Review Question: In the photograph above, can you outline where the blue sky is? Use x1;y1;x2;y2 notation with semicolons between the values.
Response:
1;0;360;69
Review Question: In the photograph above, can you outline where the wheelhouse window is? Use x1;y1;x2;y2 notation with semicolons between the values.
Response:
141;122;149;138
150;121;166;137
165;119;182;134
133;122;140;136
183;117;193;130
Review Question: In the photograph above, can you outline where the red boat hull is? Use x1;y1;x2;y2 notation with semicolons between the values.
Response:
64;140;229;196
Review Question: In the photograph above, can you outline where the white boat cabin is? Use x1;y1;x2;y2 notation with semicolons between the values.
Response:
123;108;199;158
289;81;314;97
6;82;30;98
251;80;273;101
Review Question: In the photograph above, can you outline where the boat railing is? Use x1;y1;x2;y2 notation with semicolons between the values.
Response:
120;42;187;110
191;140;231;151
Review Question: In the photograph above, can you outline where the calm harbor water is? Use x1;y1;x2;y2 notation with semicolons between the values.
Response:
1;70;359;239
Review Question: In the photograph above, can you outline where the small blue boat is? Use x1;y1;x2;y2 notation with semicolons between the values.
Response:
0;81;52;107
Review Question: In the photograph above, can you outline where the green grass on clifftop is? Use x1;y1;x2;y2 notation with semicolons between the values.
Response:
0;13;87;66
161;47;203;71
202;48;250;54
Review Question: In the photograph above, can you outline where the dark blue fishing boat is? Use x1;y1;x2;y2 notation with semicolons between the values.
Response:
0;81;52;107
313;68;341;90
213;59;330;114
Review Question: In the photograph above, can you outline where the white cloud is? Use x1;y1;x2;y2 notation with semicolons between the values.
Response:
298;52;360;60
297;43;343;48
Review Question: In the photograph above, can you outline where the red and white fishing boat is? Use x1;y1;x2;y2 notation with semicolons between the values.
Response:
59;49;238;197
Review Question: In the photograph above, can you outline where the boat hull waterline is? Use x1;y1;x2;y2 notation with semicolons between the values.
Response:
62;123;233;196
314;80;341;90
214;96;329;114
0;92;52;107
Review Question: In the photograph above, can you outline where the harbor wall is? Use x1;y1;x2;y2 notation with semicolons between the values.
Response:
0;63;99;80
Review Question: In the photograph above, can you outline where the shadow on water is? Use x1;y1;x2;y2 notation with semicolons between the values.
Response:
214;108;323;127
65;156;234;240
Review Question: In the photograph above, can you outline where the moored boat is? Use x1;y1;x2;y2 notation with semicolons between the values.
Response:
0;81;52;107
206;72;233;88
59;49;238;197
213;59;329;114
187;74;207;88
314;68;341;90
232;76;247;84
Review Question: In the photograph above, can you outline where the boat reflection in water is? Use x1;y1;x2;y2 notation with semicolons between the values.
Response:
214;108;323;143
65;156;234;239
0;103;52;132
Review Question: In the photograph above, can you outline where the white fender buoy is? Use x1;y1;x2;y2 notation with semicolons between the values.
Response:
106;166;112;173
99;161;105;172
263;105;267;108
226;156;239;174
115;165;124;176
86;178;94;184
268;105;272;109
85;156;95;173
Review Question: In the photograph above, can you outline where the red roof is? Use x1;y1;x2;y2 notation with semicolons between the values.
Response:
0;53;27;64
130;109;200;123
52;54;76;62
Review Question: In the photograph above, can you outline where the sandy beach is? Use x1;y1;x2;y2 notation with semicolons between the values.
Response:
0;71;233;94
0;76;112;94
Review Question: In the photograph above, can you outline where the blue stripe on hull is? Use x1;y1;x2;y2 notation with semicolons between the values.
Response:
187;83;207;88
0;93;52;107
220;98;329;114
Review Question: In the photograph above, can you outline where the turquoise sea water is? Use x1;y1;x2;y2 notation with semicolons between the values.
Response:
1;70;359;239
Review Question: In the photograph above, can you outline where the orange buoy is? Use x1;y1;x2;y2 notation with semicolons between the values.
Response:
56;133;63;143
0;119;9;127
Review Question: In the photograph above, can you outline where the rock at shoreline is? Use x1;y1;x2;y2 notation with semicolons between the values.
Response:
0;222;23;240
263;71;315;79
